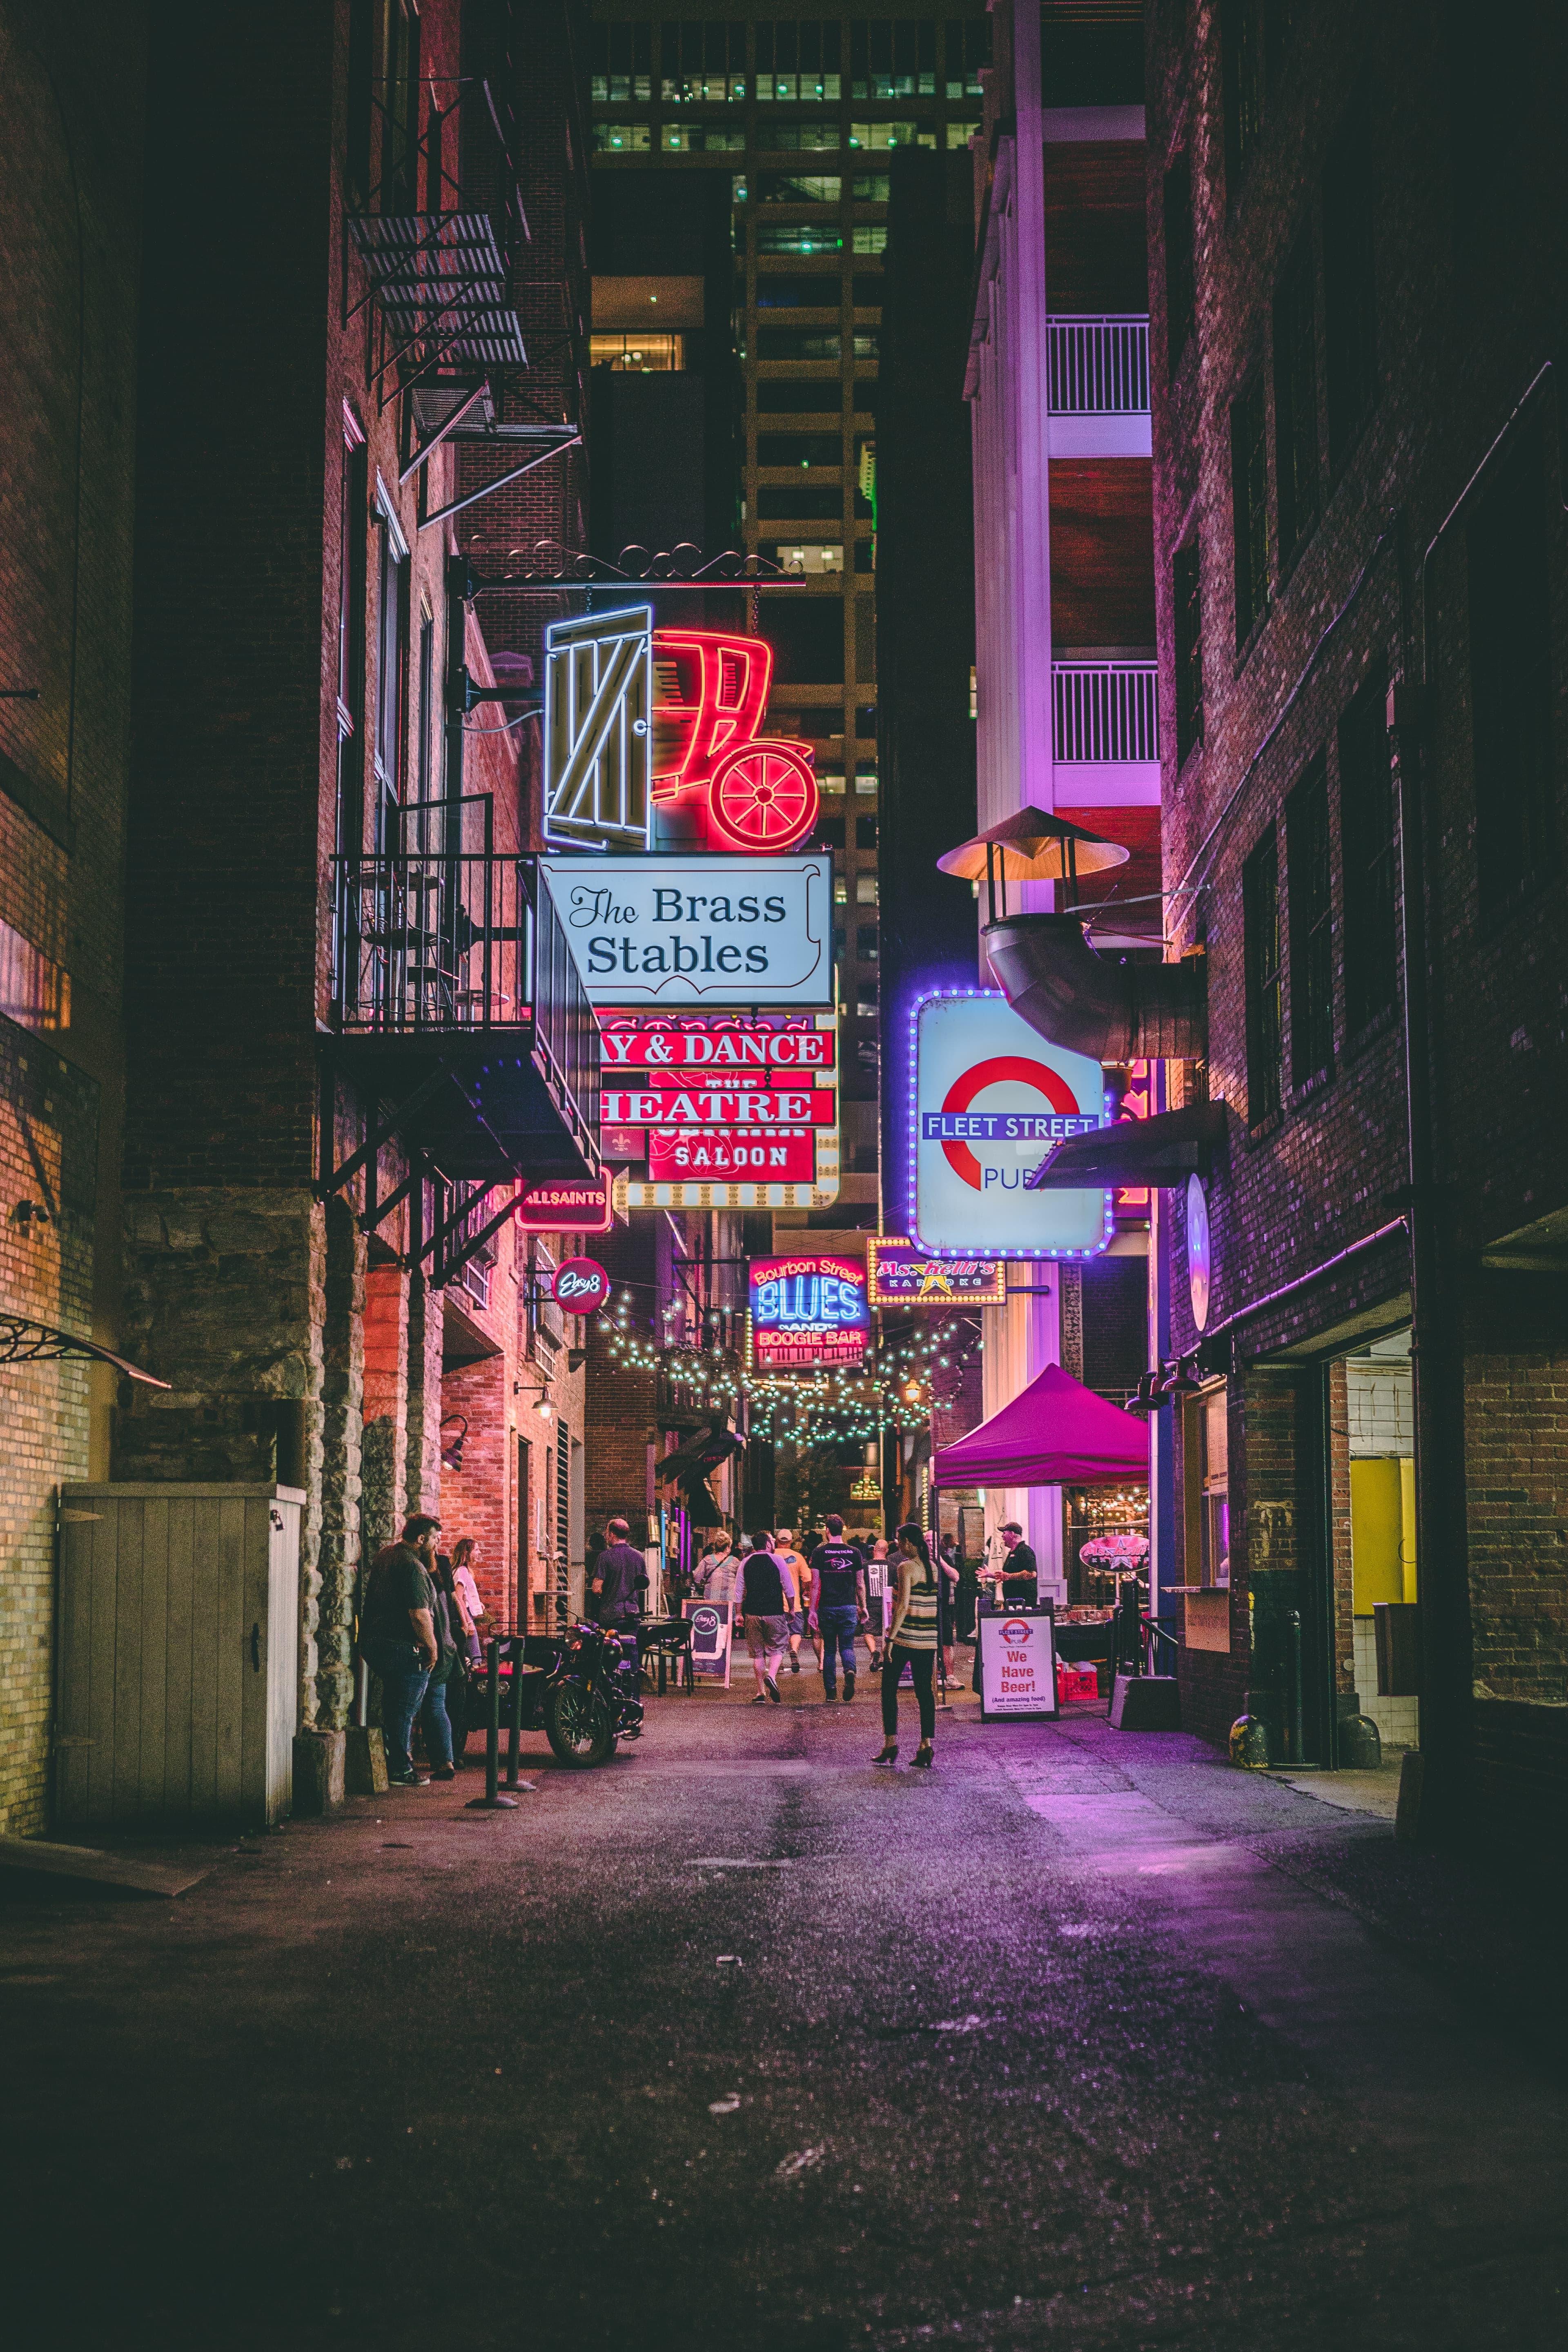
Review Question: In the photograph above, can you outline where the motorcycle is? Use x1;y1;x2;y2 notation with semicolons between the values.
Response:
461;1620;644;1770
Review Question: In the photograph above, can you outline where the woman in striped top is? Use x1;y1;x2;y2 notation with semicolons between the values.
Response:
874;1523;940;1769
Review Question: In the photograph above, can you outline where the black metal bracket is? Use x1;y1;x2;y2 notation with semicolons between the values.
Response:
315;1060;452;1202
0;1314;169;1388
435;1187;522;1286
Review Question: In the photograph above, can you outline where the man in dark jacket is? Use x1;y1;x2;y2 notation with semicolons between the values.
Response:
591;1517;648;1630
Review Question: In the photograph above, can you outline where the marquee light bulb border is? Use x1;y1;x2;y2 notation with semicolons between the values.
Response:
906;987;1116;1262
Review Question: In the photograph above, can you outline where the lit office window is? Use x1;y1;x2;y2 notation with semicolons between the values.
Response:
594;121;651;154
756;20;843;101
590;332;684;373
849;121;936;150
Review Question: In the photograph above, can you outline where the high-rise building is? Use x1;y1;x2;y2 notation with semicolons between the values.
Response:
588;5;992;1238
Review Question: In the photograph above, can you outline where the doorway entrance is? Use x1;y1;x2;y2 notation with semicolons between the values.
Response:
1334;1326;1419;1755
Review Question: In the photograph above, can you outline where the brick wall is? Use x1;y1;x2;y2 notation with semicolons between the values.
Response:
1146;0;1568;1810
0;0;146;1834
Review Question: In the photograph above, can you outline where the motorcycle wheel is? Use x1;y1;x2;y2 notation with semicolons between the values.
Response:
543;1681;617;1768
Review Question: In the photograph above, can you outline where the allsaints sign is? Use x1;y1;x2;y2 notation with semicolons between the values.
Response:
542;855;833;1007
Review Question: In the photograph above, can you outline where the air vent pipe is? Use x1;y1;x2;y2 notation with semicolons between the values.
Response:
983;913;1207;1062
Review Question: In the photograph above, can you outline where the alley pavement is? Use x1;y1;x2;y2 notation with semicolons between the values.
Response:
3;1662;1564;2352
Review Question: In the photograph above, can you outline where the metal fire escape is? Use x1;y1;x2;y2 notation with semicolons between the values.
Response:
345;75;579;522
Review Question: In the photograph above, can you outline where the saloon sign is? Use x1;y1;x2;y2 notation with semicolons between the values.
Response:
911;992;1112;1259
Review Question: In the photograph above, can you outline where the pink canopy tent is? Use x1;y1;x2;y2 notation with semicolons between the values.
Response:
931;1361;1149;1488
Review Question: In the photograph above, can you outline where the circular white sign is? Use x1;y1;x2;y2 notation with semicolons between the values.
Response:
1186;1175;1211;1333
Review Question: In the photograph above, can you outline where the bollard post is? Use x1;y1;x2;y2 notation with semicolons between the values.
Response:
505;1635;524;1790
465;1635;518;1809
1285;1609;1304;1764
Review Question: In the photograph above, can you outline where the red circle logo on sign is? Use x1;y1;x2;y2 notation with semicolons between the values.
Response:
939;1056;1082;1191
1001;1619;1033;1642
552;1258;612;1313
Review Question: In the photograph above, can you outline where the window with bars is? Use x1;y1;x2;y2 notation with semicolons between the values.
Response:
851;20;937;99
591;21;655;101
1338;660;1396;1032
1163;149;1195;382
1230;375;1270;648
1468;418;1559;915
1243;824;1283;1128
1174;538;1204;765
555;1437;570;1562
1323;109;1378;468
1273;233;1319;568
756;20;843;99
1287;753;1333;1085
1221;0;1263;196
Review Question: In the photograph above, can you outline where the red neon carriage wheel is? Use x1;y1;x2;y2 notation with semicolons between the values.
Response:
706;738;819;851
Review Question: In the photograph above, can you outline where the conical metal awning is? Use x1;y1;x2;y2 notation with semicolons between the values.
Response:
936;806;1131;884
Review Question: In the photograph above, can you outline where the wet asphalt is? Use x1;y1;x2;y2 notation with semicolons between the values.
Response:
2;1660;1564;2352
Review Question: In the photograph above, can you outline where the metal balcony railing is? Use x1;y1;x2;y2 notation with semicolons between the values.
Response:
1046;316;1151;415
330;850;599;1138
1052;662;1161;765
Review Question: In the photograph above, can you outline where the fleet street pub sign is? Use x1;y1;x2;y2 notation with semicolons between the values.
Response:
599;1010;843;1211
911;991;1113;1259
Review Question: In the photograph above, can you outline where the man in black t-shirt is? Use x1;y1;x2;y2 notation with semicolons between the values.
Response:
998;1521;1039;1606
359;1515;442;1785
808;1514;868;1703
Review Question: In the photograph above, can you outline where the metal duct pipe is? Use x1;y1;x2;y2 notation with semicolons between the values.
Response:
983;913;1207;1061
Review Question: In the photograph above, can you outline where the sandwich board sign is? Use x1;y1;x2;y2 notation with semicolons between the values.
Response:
977;1601;1059;1722
682;1598;733;1686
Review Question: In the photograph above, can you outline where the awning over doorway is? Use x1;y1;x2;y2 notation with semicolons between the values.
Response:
931;1361;1149;1488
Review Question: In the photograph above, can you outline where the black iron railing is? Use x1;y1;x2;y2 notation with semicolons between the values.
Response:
330;851;599;1142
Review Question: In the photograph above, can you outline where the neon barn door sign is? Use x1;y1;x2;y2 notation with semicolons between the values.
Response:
543;610;819;855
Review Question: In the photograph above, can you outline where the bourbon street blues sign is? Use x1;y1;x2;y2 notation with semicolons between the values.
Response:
541;855;833;1007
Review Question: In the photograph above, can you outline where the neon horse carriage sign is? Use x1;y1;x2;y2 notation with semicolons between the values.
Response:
543;607;819;856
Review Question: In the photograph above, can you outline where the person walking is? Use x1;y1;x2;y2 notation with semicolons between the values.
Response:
694;1530;742;1610
807;1514;867;1703
358;1513;443;1786
874;1523;940;1770
739;1531;795;1705
774;1527;808;1675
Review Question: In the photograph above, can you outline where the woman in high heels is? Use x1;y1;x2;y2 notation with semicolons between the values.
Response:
873;1523;940;1770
